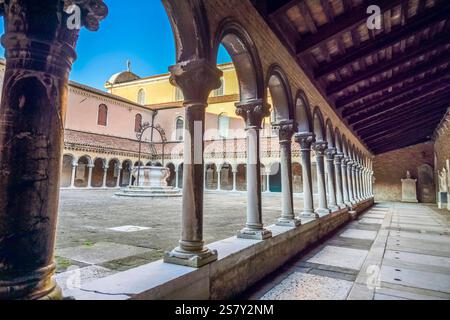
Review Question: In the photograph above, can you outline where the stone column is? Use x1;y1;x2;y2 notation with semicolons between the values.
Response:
232;169;237;192
295;133;316;218
0;0;107;300
347;160;356;204
128;166;133;187
334;153;345;209
164;60;222;268
325;148;339;212
363;169;368;199
70;161;78;188
351;163;359;203
115;166;122;188
175;165;180;188
274;121;300;227
265;170;271;193
357;165;363;201
313;141;331;216
217;165;221;191
236;100;272;240
102;166;109;188
87;164;94;188
341;158;351;206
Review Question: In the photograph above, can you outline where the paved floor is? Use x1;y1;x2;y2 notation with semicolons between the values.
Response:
243;202;450;300
55;189;316;291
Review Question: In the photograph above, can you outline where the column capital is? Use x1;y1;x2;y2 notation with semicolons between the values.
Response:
235;99;271;129
63;0;109;31
325;147;337;160
103;166;109;170
87;164;95;169
312;141;328;155
273;120;296;143
169;59;222;105
71;161;79;167
294;132;316;150
334;152;344;163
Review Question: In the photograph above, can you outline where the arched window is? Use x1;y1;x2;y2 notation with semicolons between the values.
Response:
213;78;225;97
175;88;184;101
137;89;146;105
175;117;184;141
218;113;229;138
98;104;108;126
134;113;142;133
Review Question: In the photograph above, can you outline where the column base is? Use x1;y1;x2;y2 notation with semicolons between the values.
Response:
237;227;272;240
164;247;218;268
328;205;340;212
276;217;301;227
337;203;347;210
0;270;62;300
315;208;331;217
298;211;320;219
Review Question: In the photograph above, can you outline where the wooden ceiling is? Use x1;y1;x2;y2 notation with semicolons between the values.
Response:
253;0;450;154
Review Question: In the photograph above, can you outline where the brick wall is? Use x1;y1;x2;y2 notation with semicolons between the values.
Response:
373;142;435;202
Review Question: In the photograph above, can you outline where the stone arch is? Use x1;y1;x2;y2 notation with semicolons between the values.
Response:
236;163;247;191
220;162;233;191
61;154;75;188
325;119;335;148
166;162;176;187
294;90;312;133
313;107;326;142
162;0;212;63
292;162;303;193
106;158;121;188
205;163;218;190
92;158;106;188
266;64;294;123
120;160;133;187
214;18;265;102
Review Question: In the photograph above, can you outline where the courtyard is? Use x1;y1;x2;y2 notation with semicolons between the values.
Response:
54;189;314;290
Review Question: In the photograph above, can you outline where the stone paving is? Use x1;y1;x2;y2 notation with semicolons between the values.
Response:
55;189;316;290
243;202;450;300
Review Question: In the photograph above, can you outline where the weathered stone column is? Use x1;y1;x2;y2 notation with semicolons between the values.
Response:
295;132;316;218
164;60;222;267
313;141;331;216
341;158;351;206
70;161;78;188
115;166;122;188
265;170;271;193
217;165;222;191
101;165;109;188
232;169;237;191
351;163;359;203
128;166;133;187
334;153;345;209
175;165;180;188
325;148;339;211
0;0;107;300
87;164;94;188
356;164;363;201
363;168;368;199
236;100;272;240
347;159;356;204
274;121;300;227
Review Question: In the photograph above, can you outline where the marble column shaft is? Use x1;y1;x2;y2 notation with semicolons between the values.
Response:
334;153;345;208
325;148;338;211
313;141;330;215
295;132;316;218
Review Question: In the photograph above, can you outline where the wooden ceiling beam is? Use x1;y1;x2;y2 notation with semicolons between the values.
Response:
338;70;450;111
313;3;450;78
295;0;405;54
336;55;450;108
348;89;450;126
344;78;450;118
327;35;450;94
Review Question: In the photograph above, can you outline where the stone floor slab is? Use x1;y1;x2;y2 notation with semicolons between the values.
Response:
55;265;115;292
108;225;151;233
340;229;378;241
384;250;450;270
307;246;369;271
57;242;152;265
359;218;383;225
260;272;353;300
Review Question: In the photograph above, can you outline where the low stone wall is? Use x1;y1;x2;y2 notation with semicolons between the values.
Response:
66;198;374;300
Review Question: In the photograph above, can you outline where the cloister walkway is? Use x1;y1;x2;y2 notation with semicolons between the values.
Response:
244;203;450;300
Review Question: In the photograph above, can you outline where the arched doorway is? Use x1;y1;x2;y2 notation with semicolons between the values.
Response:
106;159;120;188
120;160;133;187
236;164;246;191
220;163;233;191
75;156;91;188
418;164;435;203
166;163;176;187
92;158;105;188
205;163;218;190
61;155;74;188
293;162;303;193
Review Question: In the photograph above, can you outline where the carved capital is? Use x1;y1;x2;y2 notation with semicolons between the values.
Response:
325;147;337;160
312;141;328;156
170;59;222;105
334;152;344;164
235;99;271;129
273;120;296;143
64;0;109;31
295;132;316;150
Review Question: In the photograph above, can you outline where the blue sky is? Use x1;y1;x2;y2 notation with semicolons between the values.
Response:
0;0;231;90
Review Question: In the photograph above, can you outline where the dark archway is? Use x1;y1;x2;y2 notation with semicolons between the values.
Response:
75;156;91;188
61;155;74;188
